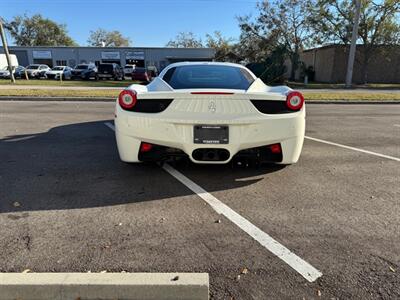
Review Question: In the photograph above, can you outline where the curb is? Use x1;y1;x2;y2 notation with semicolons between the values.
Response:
0;96;399;104
0;272;209;300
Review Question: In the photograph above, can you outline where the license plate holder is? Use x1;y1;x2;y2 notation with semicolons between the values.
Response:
194;125;229;144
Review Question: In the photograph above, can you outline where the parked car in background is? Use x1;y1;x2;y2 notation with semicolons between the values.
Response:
25;64;51;79
0;65;27;79
131;67;151;83
71;64;98;80
123;64;135;78
0;66;26;79
0;66;10;79
147;66;158;78
46;66;73;80
0;66;17;79
97;63;124;80
14;66;26;79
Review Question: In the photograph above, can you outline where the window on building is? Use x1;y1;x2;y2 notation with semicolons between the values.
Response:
56;60;67;66
33;59;53;67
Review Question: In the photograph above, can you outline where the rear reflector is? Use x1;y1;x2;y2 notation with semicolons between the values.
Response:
190;92;234;95
140;143;153;152
270;144;281;154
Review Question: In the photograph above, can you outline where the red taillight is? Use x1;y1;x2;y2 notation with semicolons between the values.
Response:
286;91;304;110
140;142;153;152
270;143;281;154
118;89;137;109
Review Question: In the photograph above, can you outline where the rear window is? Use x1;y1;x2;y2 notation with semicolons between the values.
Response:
52;67;64;71
27;65;39;70
75;65;88;70
98;64;113;72
133;68;146;74
162;65;254;90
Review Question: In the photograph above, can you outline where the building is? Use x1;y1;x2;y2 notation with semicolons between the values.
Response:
297;44;400;84
0;46;216;71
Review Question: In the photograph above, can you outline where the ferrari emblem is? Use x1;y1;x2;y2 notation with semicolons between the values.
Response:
208;100;216;113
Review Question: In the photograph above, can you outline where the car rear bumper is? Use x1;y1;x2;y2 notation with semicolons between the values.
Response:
26;73;39;78
46;74;60;79
98;74;113;78
114;103;305;164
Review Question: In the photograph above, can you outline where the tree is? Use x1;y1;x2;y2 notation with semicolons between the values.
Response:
87;28;131;47
237;14;277;63
205;31;236;61
238;0;314;80
166;32;203;48
4;14;76;46
310;0;400;83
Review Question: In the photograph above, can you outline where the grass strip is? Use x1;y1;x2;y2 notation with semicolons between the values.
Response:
0;88;399;101
0;79;137;88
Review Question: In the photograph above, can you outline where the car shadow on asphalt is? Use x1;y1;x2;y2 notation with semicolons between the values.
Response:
0;120;284;213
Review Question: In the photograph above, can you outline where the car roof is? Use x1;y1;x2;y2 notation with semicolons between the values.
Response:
164;61;249;70
159;61;256;78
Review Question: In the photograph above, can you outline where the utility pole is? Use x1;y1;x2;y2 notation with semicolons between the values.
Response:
345;0;361;88
0;18;15;83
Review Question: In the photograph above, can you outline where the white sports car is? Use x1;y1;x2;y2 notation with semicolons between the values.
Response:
114;62;305;164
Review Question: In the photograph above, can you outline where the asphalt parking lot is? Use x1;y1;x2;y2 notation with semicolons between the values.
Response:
0;101;399;299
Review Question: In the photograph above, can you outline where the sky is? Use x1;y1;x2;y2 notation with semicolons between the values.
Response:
1;0;259;47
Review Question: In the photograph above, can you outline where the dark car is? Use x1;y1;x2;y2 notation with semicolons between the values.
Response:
71;64;98;80
14;66;26;79
131;67;151;83
97;63;124;80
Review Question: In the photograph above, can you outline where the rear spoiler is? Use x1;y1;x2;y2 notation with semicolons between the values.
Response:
247;78;292;94
131;76;293;95
146;77;174;92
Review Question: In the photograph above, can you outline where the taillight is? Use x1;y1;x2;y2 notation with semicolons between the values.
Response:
286;91;304;110
140;142;153;152
269;143;281;154
118;89;137;110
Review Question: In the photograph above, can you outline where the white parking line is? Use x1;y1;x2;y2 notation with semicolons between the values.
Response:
305;136;400;162
103;122;323;282
394;124;400;128
104;122;115;131
162;164;323;282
